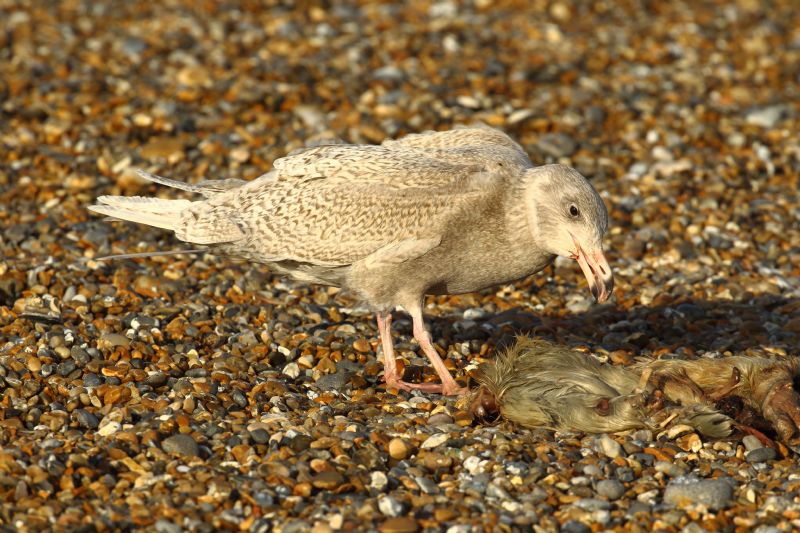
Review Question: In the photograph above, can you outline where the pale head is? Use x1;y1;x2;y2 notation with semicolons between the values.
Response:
524;164;614;302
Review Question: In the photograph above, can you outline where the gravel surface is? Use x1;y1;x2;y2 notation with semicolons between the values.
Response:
1;1;799;531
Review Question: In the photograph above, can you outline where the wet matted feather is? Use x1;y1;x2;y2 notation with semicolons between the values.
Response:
471;337;800;447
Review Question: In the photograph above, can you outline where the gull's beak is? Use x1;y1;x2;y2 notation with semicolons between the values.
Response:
571;235;614;303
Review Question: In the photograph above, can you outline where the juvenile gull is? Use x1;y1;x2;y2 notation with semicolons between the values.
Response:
89;125;613;395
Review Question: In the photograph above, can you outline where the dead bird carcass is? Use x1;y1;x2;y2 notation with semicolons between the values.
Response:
471;338;800;448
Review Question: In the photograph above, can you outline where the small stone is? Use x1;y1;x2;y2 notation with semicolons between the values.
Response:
283;362;301;379
311;470;344;490
57;360;77;377
378;495;404;517
663;477;733;510
316;372;351;391
83;373;103;387
486;483;511;500
154;519;183;533
746;447;777;463
596;479;625;500
97;421;121;437
420;433;448;449
426;413;454;426
388;438;411;460
379;517;418;533
230;147;250;163
745;105;788;128
463;456;484;475
145;371;168;387
250;428;269;444
26;356;42;373
75;409;99;430
654;460;686;477
675;433;702;452
561;521;591;533
742;435;763;452
575;498;611;511
370;471;389;492
537;132;577;158
596;434;624;458
352;338;371;353
162;434;200;457
414;476;439;495
140;137;184;160
98;332;131;349
637;489;659;504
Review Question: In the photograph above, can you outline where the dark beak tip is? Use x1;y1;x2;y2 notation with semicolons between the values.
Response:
590;285;601;302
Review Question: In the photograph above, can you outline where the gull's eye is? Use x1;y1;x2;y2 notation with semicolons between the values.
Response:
569;204;580;218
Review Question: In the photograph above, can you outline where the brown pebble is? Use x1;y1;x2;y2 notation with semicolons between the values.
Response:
417;450;454;471
379;517;418;533
676;433;703;452
26;356;42;373
353;338;372;353
312;470;345;490
293;482;313;497
139;136;184;160
388;438;411;460
434;508;458;522
103;386;131;405
453;410;473;427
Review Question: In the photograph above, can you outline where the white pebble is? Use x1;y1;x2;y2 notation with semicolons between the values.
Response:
282;362;300;378
377;495;403;517
463;455;483;474
421;433;449;449
97;421;121;436
370;471;388;492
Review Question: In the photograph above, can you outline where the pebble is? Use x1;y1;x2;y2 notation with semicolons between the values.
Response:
426;413;454;426
74;409;99;429
97;420;121;437
312;471;344;490
746;447;777;463
536;132;577;158
315;372;351;391
414;476;439;495
420;433;449;449
561;521;591;533
249;428;269;444
98;332;131;348
663;477;734;510
154;520;183;533
596;435;624;459
742;435;764;452
379;517;418;533
596;479;625;500
377;495;404;517
745;105;788;128
388;438;411;460
162;434;200;457
370;471;389;492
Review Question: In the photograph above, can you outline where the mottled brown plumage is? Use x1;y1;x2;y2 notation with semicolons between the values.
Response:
472;338;800;447
90;125;613;395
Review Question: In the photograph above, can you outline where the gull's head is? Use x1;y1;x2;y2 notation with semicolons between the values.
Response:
524;164;614;303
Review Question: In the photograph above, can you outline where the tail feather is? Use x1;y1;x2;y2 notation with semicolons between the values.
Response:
88;196;192;231
136;169;247;196
89;170;247;246
135;169;202;194
96;249;206;261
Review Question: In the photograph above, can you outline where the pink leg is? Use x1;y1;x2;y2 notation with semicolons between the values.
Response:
376;312;450;394
409;308;467;396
